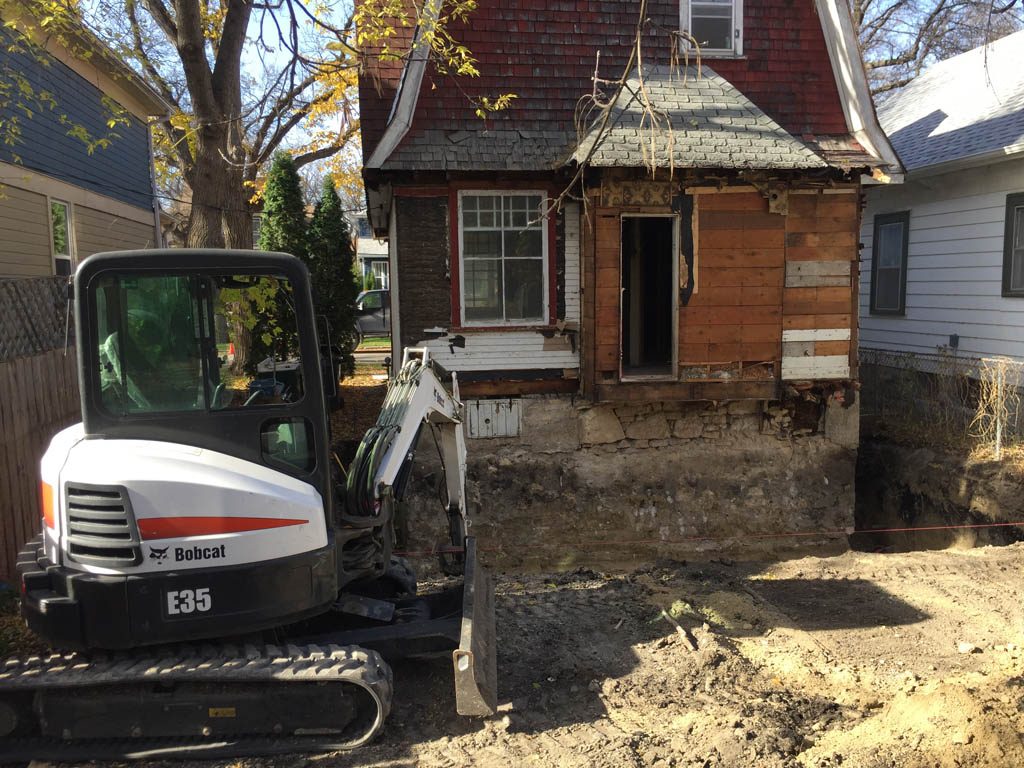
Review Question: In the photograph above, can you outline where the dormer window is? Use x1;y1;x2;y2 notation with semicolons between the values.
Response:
681;0;743;57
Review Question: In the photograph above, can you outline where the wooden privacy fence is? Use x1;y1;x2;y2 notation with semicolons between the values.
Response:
0;277;79;583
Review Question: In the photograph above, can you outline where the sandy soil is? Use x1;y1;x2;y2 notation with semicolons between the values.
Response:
49;375;1024;767
92;542;1024;768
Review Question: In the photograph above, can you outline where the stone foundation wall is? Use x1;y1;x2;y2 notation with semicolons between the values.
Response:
403;395;858;572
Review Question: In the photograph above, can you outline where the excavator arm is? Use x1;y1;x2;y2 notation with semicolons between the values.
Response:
336;348;496;716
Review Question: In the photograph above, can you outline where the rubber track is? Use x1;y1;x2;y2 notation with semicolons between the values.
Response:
0;642;393;763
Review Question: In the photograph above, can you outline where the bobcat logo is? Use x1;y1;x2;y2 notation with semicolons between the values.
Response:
148;546;169;564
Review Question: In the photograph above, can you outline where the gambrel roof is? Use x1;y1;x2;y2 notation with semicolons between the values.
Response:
360;0;900;178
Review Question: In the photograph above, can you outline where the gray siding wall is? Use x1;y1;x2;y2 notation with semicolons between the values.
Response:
74;205;155;256
0;186;51;277
0;30;153;210
860;158;1024;361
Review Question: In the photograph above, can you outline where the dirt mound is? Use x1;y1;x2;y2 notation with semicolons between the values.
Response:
801;681;1024;767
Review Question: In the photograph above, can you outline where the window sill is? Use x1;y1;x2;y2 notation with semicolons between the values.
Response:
453;324;559;333
679;46;745;60
868;309;906;317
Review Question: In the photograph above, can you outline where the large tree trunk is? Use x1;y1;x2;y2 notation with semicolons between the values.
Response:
186;124;252;249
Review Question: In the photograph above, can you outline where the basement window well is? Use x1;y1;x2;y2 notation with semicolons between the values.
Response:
621;215;678;379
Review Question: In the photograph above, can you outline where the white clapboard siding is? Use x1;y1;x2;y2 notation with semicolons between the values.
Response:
782;328;851;342
465;399;522;438
782;355;850;379
564;202;581;323
415;330;579;372
782;327;851;379
860;157;1024;364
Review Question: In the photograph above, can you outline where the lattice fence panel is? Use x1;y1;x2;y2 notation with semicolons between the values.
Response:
0;277;73;362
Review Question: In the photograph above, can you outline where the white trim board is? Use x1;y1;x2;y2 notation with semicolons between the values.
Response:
0;160;154;225
782;328;852;342
815;0;903;178
365;1;441;169
782;355;851;379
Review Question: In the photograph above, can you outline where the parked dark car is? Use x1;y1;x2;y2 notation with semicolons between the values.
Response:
354;289;390;344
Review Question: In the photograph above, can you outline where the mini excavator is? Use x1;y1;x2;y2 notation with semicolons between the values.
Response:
0;250;496;762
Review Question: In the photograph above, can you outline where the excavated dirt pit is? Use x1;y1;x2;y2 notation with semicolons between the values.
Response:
91;542;1024;768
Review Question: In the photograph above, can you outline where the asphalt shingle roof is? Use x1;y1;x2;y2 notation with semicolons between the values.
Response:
878;30;1024;171
383;129;575;171
384;65;827;172
574;65;827;170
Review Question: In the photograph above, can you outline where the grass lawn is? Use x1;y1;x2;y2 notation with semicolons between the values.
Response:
357;335;390;351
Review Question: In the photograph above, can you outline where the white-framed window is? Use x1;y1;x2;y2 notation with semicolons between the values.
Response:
49;199;75;276
371;260;390;290
251;213;263;248
458;191;548;326
680;0;743;57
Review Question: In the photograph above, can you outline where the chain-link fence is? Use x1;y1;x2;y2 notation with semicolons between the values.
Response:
860;348;1024;459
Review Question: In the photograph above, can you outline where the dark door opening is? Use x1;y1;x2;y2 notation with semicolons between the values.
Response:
621;216;675;377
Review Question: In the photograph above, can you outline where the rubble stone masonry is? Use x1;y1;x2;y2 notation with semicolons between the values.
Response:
405;394;858;570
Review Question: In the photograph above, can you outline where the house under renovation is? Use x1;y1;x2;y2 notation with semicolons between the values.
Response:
358;0;901;565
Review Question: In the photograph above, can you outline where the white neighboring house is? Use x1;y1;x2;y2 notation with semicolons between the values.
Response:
351;212;389;290
861;30;1024;365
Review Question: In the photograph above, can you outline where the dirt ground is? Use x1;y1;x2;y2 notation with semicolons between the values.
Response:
96;542;1024;768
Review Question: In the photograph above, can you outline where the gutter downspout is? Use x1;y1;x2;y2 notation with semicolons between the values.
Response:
146;118;162;247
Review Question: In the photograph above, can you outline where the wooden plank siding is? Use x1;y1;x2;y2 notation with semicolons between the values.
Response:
0;348;79;582
683;192;785;365
860;158;1024;361
584;187;860;397
783;192;859;379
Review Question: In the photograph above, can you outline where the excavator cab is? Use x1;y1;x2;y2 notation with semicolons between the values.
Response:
3;250;495;761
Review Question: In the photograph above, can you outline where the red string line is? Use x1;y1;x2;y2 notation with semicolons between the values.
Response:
393;520;1024;557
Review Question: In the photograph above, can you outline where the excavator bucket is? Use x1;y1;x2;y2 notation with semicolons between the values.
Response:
453;537;497;716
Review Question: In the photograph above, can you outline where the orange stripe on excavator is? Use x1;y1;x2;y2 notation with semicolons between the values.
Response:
40;482;55;529
138;516;308;540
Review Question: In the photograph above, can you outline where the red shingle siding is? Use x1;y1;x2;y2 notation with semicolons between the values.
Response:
713;0;848;135
357;4;417;166
358;0;850;163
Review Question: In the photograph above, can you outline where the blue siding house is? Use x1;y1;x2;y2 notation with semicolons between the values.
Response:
0;4;168;277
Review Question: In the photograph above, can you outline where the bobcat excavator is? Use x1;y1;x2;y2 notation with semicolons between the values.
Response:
0;250;496;762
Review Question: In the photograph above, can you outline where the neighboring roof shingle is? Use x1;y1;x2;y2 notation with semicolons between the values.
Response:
879;30;1024;171
574;65;827;170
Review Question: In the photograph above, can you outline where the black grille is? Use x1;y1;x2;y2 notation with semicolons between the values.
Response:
65;484;142;566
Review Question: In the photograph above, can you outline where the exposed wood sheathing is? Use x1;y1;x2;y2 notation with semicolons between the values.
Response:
584;187;860;397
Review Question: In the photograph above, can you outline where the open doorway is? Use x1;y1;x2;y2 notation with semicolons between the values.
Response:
621;215;677;378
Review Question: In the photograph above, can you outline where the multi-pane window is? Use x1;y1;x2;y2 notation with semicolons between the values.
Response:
681;0;742;55
1002;192;1024;297
870;211;910;315
50;200;73;276
371;260;390;290
459;192;547;325
251;214;263;248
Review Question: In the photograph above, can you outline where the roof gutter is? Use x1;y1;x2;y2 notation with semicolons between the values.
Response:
815;0;904;182
903;144;1024;180
364;1;440;169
